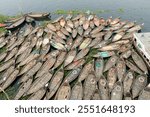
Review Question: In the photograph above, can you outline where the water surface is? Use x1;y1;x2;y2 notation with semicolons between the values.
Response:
0;0;150;31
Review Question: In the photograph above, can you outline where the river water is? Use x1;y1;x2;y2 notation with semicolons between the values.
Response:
0;0;150;31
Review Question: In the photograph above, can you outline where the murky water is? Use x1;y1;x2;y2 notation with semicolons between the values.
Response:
0;0;150;31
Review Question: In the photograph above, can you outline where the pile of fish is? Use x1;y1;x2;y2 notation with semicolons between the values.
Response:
0;14;150;100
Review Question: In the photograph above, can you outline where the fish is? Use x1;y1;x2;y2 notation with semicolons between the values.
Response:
55;83;71;100
0;59;15;72
83;73;97;100
131;50;148;74
94;57;104;81
123;70;134;96
103;55;118;72
138;84;150;100
70;82;83;100
64;50;77;67
6;17;25;29
14;78;33;100
98;76;110;100
74;48;90;61
27;12;50;18
19;61;43;83
125;60;143;74
53;51;67;69
65;58;85;70
78;60;94;82
93;51;115;58
0;69;19;92
111;81;123;100
27;71;53;94
28;87;46;100
79;38;92;49
107;67;117;91
46;67;64;100
132;75;147;98
116;59;126;81
63;67;82;83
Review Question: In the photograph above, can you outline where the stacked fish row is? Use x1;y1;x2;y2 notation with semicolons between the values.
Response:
0;14;149;100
